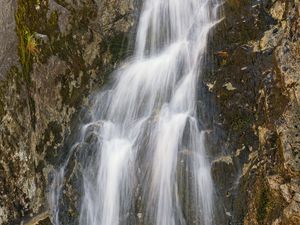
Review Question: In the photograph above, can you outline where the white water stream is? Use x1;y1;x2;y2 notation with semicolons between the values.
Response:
50;0;221;224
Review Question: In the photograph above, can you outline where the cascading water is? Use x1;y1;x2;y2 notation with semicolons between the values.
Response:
50;0;221;224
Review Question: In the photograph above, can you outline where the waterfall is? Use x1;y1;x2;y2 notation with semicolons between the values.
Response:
50;0;221;224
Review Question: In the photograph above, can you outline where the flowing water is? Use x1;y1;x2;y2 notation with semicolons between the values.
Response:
50;0;221;224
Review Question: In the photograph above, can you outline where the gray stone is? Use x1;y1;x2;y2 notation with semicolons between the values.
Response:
0;0;18;78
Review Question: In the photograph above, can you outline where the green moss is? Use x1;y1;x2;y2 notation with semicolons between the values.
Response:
14;0;67;128
15;4;32;81
15;0;64;75
231;115;253;132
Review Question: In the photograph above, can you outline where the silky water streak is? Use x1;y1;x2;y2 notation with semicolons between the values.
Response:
49;0;221;225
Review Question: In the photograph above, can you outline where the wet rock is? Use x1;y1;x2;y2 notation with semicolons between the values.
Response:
0;0;137;223
204;0;300;223
34;33;49;43
47;0;70;34
0;0;18;78
212;156;236;194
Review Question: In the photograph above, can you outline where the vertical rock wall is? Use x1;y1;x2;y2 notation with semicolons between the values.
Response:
206;0;300;224
0;0;18;78
0;0;137;224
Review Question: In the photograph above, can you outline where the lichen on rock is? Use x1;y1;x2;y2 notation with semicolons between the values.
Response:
0;0;137;224
204;0;300;224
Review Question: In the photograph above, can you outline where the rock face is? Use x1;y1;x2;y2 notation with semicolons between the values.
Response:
205;0;300;224
0;0;136;224
0;0;299;224
0;0;18;78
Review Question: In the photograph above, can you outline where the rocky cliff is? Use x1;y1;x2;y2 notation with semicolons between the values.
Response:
0;0;299;225
0;0;136;224
206;0;300;224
